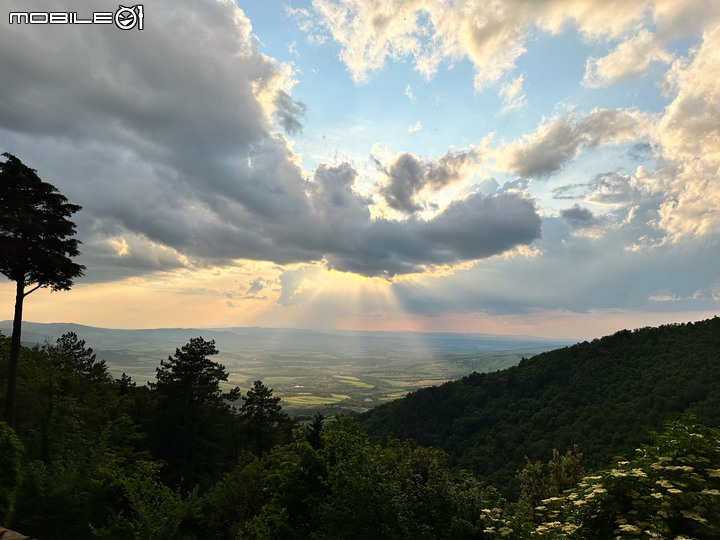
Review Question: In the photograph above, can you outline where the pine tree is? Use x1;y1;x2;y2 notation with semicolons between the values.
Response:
240;380;292;454
150;337;240;489
0;153;84;427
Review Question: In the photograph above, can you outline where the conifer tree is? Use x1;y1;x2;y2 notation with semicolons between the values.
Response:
0;153;84;427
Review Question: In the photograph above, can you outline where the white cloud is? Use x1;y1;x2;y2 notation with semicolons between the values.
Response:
408;121;422;134
405;84;416;101
653;24;720;238
500;75;527;111
583;30;672;88
297;0;665;91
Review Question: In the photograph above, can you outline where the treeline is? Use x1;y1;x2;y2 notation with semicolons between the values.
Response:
359;317;720;497
0;332;509;538
0;332;298;538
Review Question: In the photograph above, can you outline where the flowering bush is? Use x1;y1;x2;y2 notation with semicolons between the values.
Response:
482;415;720;539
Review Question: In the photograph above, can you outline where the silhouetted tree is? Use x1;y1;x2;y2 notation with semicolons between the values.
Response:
240;380;292;454
305;411;325;450
0;153;84;427
150;337;240;489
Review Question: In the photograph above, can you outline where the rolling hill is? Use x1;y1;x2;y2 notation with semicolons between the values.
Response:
358;317;720;497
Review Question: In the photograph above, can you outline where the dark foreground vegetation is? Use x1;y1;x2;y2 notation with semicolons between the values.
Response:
1;318;720;538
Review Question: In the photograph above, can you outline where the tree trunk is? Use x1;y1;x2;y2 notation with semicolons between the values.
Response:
5;279;24;428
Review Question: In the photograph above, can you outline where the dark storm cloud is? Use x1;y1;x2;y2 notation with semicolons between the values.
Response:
0;0;542;280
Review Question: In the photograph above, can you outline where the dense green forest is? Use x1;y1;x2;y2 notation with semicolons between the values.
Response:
359;317;720;498
1;319;720;538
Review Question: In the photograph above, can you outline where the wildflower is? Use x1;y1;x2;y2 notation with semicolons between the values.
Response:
499;526;513;537
680;510;707;523
562;523;580;533
664;465;694;472
667;488;682;494
705;469;720;477
701;488;720;495
617;524;642;534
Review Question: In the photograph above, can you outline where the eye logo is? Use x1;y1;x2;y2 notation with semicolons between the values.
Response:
114;5;143;30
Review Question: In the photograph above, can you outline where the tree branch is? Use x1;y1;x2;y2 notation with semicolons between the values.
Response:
24;284;43;297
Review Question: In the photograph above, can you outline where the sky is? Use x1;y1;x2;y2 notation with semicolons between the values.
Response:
1;0;719;340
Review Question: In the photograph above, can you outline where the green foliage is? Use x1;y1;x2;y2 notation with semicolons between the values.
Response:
0;421;23;524
237;416;503;539
6;334;148;539
4;320;720;539
304;411;325;450
483;415;720;538
91;458;195;540
149;337;240;490
360;318;720;497
193;451;282;539
517;447;585;520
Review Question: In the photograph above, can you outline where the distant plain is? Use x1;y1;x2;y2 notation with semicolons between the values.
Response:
0;321;572;417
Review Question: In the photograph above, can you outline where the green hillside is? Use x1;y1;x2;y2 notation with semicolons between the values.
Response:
358;317;720;497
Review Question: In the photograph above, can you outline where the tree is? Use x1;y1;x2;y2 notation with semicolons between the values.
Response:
0;153;85;427
239;380;292;454
149;337;240;489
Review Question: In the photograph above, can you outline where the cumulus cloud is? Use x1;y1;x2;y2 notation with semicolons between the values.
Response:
652;23;720;238
294;0;683;92
0;0;545;281
376;149;479;214
496;108;653;178
324;191;543;277
560;204;601;231
583;30;672;88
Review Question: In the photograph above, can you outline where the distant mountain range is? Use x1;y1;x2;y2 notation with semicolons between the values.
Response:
0;320;569;352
